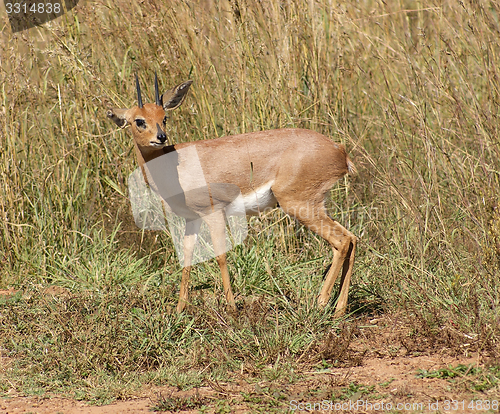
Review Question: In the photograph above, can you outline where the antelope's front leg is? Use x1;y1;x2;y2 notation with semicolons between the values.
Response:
177;220;200;313
204;211;236;311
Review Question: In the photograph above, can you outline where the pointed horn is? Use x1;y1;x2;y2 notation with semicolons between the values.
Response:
154;71;161;106
135;73;143;108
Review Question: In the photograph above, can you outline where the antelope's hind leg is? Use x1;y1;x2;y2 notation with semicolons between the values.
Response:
278;198;356;316
320;223;356;317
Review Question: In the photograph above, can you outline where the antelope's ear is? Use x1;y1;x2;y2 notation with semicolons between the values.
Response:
162;80;193;111
107;108;130;127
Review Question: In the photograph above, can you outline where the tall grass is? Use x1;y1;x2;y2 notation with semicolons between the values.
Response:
1;0;500;402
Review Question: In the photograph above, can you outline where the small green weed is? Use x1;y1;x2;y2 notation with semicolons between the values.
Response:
379;378;395;388
417;364;500;392
337;382;376;400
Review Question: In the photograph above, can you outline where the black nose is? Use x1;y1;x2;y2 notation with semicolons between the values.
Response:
156;123;167;143
157;132;167;143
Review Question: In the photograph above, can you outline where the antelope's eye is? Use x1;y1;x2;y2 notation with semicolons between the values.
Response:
135;119;146;128
162;116;167;125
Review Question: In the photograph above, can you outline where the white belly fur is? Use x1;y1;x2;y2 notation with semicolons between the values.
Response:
225;181;277;216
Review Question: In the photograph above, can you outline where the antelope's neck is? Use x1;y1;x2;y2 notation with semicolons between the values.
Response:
134;141;178;186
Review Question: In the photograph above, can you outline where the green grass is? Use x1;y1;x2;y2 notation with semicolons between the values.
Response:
1;0;500;405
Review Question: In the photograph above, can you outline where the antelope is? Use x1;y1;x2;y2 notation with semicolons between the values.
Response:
107;74;357;316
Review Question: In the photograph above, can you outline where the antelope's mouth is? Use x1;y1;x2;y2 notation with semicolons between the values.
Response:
150;141;167;147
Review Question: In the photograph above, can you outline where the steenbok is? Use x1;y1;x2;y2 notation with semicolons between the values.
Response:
108;74;356;315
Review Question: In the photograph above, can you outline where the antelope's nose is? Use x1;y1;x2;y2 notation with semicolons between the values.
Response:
156;123;167;144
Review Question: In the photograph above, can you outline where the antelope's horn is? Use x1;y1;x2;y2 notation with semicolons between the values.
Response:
154;71;161;106
135;74;143;108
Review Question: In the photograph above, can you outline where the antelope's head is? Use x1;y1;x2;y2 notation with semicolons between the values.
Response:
108;74;192;154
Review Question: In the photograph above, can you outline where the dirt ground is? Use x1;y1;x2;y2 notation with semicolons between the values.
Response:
1;347;495;413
